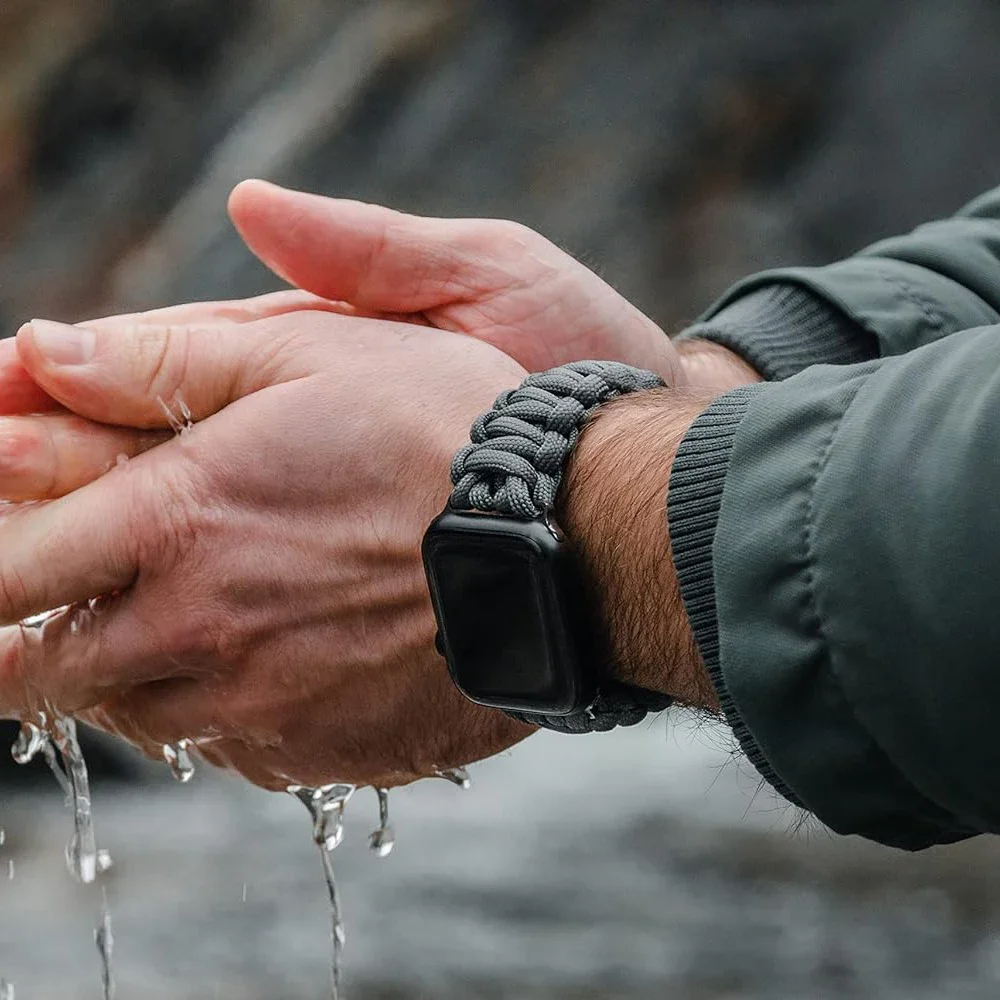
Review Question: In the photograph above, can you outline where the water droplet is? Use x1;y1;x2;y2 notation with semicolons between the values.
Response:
6;860;13;880
11;722;47;765
95;888;115;1000
368;788;395;859
434;766;471;789
163;740;196;783
157;393;195;437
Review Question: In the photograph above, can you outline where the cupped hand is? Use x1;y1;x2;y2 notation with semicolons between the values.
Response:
0;183;757;501
0;310;535;789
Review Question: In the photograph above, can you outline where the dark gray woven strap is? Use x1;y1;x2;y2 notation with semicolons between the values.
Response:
506;681;673;734
450;361;664;518
449;360;672;733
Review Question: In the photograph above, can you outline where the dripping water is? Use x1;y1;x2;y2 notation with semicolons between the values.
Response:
163;739;196;783
434;766;472;790
288;783;356;1000
368;788;395;859
0;830;8;993
12;607;116;997
157;394;194;436
50;715;100;884
95;888;115;1000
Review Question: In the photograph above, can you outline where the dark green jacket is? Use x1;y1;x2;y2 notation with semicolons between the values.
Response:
669;185;1000;851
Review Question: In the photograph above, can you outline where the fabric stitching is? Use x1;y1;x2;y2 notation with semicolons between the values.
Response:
868;263;945;339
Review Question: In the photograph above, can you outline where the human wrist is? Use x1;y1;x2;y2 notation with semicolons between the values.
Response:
555;387;719;709
676;338;764;393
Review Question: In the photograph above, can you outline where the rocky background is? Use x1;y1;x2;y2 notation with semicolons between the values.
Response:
4;0;1000;330
4;1;1000;997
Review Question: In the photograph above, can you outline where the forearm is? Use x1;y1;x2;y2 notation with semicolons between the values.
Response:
560;329;1000;851
555;387;718;709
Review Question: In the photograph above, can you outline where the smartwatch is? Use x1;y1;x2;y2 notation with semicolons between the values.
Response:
422;361;673;734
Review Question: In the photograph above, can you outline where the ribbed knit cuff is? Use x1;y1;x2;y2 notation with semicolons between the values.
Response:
678;283;877;381
667;383;803;807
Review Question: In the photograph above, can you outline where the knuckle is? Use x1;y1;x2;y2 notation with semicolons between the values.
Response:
132;467;204;571
137;323;193;407
0;564;33;622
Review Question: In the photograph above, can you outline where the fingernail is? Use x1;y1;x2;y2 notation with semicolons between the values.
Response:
25;319;96;365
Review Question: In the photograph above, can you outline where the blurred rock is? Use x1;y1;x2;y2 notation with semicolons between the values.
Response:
3;0;1000;330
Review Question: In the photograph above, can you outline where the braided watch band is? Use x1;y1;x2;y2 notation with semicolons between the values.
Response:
448;360;673;733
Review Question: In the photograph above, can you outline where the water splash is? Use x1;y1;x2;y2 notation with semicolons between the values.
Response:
434;766;472;790
157;394;194;436
10;721;47;766
11;718;70;801
368;788;395;859
163;740;196;783
0;978;14;999
95;888;115;1000
289;783;356;1000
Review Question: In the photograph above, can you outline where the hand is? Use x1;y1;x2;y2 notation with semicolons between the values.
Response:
0;184;757;500
0;310;535;789
226;180;690;382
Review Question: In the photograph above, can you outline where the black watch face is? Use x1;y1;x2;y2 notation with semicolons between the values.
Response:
423;513;596;716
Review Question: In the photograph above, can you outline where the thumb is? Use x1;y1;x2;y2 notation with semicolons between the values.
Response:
15;315;303;428
228;179;540;314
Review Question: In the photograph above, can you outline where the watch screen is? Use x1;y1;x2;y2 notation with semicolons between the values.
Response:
431;541;558;703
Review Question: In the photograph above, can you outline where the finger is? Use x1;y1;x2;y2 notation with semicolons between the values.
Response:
83;289;354;331
0;293;355;421
0;446;163;629
0;412;167;501
0;595;169;718
15;311;311;428
0;339;63;415
228;179;548;314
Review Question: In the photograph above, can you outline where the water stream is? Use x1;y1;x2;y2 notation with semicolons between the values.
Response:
8;609;116;997
288;783;357;1000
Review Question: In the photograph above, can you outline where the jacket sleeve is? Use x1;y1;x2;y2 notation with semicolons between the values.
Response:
678;186;1000;380
668;327;1000;850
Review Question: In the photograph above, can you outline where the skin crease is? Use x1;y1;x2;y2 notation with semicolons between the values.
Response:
0;182;759;790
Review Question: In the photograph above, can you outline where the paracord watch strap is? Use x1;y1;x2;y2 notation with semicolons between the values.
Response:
448;360;674;733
